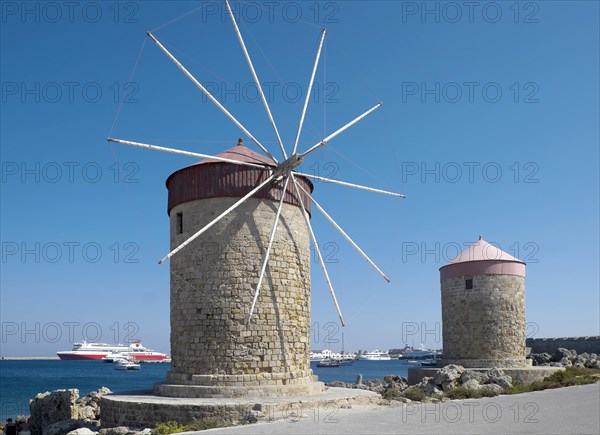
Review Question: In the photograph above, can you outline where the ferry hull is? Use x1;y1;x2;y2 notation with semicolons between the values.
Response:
57;353;108;360
58;353;166;361
57;340;167;361
128;354;167;361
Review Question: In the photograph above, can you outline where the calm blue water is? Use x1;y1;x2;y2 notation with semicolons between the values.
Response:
312;359;415;384
0;359;418;421
0;360;170;421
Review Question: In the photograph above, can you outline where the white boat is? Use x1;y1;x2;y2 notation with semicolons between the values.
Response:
102;352;127;363
114;358;141;370
400;344;439;360
316;358;341;368
359;349;391;361
57;341;131;360
125;341;169;361
310;349;335;362
310;349;357;362
57;340;167;361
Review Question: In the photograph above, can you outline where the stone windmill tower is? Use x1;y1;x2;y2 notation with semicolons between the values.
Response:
107;0;405;398
439;236;529;368
155;139;320;397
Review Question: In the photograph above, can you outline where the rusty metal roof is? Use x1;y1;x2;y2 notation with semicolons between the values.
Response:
165;138;313;215
194;137;275;167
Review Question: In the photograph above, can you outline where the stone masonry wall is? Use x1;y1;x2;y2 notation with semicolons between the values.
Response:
527;337;600;355
166;196;313;387
441;274;527;368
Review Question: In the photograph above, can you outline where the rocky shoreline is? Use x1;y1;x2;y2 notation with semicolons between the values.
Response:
326;365;514;401
529;348;600;368
7;386;156;435
9;348;599;434
10;366;514;434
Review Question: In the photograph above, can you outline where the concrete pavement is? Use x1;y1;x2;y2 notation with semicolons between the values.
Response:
195;383;600;434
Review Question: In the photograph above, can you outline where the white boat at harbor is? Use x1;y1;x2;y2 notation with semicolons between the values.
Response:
400;343;440;360
359;349;391;361
114;358;141;370
58;340;167;361
57;341;130;360
310;349;356;362
102;352;127;363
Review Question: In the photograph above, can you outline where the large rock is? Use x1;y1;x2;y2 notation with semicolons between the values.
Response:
75;388;112;420
585;357;600;369
460;370;488;384
462;379;482;391
383;375;406;384
98;427;131;435
554;348;577;363
530;349;600;368
530;353;553;366
42;419;99;435
29;389;79;435
98;427;144;435
67;429;97;435
425;380;443;395
559;357;573;367
29;387;112;435
485;368;512;389
78;407;96;421
432;364;464;391
414;377;442;395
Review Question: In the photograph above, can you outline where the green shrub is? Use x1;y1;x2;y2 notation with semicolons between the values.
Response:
547;370;567;383
443;386;500;400
402;387;426;401
151;421;187;435
382;386;403;401
504;367;600;395
444;387;469;399
151;418;226;434
508;383;530;394
481;387;502;397
184;419;226;431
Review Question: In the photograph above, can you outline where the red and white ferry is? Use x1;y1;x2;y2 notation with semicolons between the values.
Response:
57;340;167;361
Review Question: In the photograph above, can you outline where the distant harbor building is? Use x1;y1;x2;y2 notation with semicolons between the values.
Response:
154;139;324;398
439;236;529;368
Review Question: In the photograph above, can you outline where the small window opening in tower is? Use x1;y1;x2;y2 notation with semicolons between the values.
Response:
176;213;183;234
465;278;473;290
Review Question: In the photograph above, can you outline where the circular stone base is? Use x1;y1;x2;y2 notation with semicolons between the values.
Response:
101;387;380;428
438;358;532;368
407;366;564;386
153;381;325;398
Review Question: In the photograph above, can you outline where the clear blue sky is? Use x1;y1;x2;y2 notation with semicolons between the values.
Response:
1;1;598;356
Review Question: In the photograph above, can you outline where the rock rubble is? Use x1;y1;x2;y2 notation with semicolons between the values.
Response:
28;387;113;435
529;348;600;368
326;365;514;401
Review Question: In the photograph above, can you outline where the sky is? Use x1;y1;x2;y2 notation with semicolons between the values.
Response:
1;1;598;357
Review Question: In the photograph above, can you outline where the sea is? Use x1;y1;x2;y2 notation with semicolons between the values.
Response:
0;359;420;421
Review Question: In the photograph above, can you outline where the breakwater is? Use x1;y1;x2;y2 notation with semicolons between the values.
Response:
527;336;600;355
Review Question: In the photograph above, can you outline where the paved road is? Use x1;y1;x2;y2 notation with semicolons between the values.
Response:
197;383;600;434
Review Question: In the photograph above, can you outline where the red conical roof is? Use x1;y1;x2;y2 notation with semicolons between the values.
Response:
439;236;526;280
444;236;524;266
